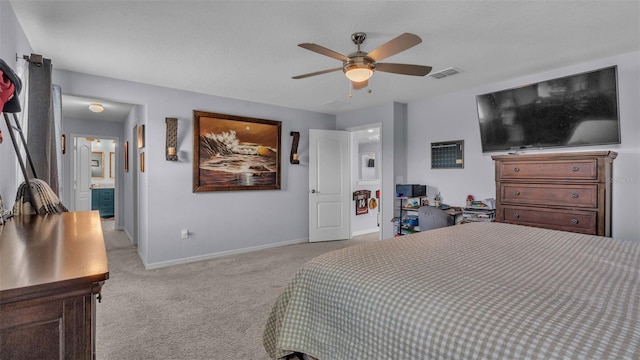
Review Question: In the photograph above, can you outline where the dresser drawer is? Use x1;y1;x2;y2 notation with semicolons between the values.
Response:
501;206;597;234
101;196;113;206
496;159;598;181
500;183;598;208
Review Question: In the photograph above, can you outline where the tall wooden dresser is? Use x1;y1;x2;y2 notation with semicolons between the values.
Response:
492;151;617;236
0;211;109;359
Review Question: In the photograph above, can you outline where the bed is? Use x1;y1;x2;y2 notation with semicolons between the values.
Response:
263;222;639;359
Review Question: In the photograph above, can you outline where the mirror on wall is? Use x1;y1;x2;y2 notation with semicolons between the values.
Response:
360;153;378;180
356;126;381;184
91;152;104;178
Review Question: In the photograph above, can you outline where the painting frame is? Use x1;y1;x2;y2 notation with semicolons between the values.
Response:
193;110;281;192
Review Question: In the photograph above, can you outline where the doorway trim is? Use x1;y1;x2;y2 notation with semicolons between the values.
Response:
346;122;383;240
70;133;120;229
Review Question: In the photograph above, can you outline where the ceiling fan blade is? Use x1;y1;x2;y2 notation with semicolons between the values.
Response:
292;67;343;79
298;43;350;62
375;63;432;76
352;79;368;90
367;33;422;62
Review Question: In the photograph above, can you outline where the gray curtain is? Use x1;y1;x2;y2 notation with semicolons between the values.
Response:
26;57;59;195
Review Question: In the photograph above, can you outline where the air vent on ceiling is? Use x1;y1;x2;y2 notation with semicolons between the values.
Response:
321;100;349;108
429;67;461;79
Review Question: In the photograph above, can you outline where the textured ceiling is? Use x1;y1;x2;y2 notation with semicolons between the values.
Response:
10;1;640;120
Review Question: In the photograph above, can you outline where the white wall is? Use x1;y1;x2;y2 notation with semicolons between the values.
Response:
122;105;143;246
54;69;336;267
407;51;640;241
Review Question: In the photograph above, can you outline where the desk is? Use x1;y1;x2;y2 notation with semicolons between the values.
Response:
0;211;109;359
443;207;464;224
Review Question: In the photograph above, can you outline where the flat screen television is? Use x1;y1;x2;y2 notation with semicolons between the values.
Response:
476;66;620;153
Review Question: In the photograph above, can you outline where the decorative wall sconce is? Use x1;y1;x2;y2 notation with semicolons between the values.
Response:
124;141;129;172
165;117;178;161
290;131;300;164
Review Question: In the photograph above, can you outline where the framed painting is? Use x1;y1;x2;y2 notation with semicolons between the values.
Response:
193;110;281;192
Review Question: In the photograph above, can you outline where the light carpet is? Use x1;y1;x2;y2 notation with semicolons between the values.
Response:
97;220;378;359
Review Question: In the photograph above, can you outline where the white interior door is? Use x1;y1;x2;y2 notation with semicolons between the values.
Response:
74;137;92;211
309;129;350;242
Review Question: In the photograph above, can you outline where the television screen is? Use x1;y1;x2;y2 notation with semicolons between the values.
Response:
476;66;620;153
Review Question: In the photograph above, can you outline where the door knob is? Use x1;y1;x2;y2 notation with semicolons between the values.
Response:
311;189;317;194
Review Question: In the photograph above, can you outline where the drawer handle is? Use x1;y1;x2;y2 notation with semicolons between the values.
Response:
572;167;579;172
570;218;579;224
515;191;521;196
571;193;579;198
513;167;520;173
513;213;520;219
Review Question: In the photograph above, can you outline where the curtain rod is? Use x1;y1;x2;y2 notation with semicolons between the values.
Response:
16;53;43;67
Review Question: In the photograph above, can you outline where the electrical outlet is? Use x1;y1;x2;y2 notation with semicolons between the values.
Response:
181;229;189;239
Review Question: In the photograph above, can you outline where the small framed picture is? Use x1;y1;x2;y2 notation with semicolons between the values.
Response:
137;124;145;149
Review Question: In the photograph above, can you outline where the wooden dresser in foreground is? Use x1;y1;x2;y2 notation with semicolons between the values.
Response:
492;151;617;236
0;211;109;359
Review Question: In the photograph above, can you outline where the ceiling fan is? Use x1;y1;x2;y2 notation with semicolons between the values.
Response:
292;32;432;90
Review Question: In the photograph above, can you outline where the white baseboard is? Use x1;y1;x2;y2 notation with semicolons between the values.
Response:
352;228;380;237
143;237;309;270
123;228;134;244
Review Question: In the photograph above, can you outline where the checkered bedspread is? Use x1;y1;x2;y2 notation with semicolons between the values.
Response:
263;222;639;359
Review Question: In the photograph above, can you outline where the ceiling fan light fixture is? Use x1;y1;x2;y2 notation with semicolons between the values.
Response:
88;102;104;113
344;64;373;83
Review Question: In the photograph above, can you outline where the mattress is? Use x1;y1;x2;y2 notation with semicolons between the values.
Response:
263;222;639;359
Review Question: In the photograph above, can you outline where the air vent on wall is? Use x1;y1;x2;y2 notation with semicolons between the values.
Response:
429;67;461;79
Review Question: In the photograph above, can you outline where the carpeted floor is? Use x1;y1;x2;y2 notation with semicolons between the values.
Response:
97;220;378;359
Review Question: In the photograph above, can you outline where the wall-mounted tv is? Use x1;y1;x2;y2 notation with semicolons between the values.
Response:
476;66;620;153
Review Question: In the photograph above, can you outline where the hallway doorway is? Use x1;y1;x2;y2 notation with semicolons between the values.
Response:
349;124;382;241
70;134;119;223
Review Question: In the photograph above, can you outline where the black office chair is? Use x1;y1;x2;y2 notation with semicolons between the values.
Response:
418;206;454;231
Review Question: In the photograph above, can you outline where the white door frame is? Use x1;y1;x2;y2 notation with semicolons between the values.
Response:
131;124;138;245
70;133;120;227
346;123;383;240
